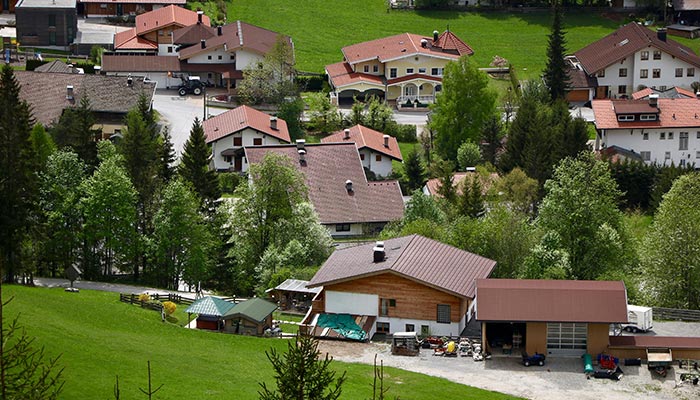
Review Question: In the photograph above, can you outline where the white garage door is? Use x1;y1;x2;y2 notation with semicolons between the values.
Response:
546;323;587;356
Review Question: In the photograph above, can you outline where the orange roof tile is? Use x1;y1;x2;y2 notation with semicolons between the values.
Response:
203;105;290;144
114;28;157;50
322;124;402;161
325;62;384;89
135;5;209;36
593;97;700;129
341;31;472;65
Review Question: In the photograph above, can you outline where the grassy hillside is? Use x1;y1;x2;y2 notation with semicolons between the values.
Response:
3;285;517;399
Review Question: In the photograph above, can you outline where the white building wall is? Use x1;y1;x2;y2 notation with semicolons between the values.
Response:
596;56;634;97
602;128;700;167
187;48;235;64
236;49;264;70
209;127;287;171
325;223;364;237
375;316;461;337
157;44;178;56
365;150;394;178
325;291;378;316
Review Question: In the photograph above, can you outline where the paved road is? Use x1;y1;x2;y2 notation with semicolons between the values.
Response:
33;277;199;296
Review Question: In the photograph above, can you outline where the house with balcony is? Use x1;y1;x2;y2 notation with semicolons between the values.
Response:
568;23;700;100
321;125;402;178
325;30;473;106
592;89;700;167
79;0;185;18
203;105;291;172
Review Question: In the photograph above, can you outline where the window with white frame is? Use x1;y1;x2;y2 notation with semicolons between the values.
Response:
653;50;661;60
640;51;649;60
437;304;451;323
617;115;634;121
406;68;414;74
364;65;369;73
373;65;379;73
680;132;689;150
640;69;648;79
641;151;651;161
619;68;627;77
389;68;397;78
640;114;657;121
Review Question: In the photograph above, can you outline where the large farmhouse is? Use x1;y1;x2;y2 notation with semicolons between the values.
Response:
321;125;403;178
304;235;496;339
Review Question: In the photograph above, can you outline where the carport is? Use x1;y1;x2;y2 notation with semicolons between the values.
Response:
475;279;628;357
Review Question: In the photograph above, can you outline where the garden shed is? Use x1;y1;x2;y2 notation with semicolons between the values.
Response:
266;279;321;313
222;298;278;336
185;296;236;331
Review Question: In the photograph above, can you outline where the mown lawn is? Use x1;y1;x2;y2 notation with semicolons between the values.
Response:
3;285;518;399
228;0;641;79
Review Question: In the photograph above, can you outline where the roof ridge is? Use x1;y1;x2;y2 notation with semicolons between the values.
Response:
237;20;243;47
388;234;417;273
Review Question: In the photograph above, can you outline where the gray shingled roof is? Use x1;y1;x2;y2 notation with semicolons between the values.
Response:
308;234;496;299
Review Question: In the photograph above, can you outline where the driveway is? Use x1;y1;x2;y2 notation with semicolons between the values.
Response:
32;277;200;296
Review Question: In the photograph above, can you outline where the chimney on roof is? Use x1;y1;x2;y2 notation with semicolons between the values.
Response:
433;30;439;42
657;28;667;42
649;93;659;108
66;85;74;100
373;241;385;263
421;38;428;48
696;91;700;99
197;10;203;24
127;73;133;87
270;116;278;130
296;139;305;150
298;149;306;163
344;128;350;139
200;39;206;49
217;25;222;36
383;134;390;148
345;179;353;193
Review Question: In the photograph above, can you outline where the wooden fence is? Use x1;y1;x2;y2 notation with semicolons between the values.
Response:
653;307;700;322
119;293;164;312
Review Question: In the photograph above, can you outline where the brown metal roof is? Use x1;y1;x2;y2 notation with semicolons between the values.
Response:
203;105;290;144
609;335;700;349
172;23;217;46
308;235;496;299
613;101;658;114
574;22;700;74
244;143;404;225
178;21;290;60
475;279;628;323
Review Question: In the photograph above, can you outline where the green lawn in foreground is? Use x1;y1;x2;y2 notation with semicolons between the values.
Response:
4;285;518;399
228;1;636;78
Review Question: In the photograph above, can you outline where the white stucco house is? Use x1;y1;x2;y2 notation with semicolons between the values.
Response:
320;125;403;178
592;90;700;168
568;22;700;100
203;105;291;171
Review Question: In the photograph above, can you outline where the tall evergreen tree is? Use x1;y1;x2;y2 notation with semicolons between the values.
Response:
480;115;502;166
457;175;485;218
434;159;457;203
179;118;221;207
29;124;56;169
0;65;37;283
157;127;176;184
50;96;100;170
543;2;570;102
402;148;427;192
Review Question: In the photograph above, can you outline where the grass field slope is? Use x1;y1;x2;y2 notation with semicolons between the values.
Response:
3;285;518;399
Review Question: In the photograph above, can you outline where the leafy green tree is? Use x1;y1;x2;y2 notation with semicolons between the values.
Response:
239;35;296;105
81;152;138;279
430;56;496;162
401;148;427;192
258;334;346;400
536;153;627;280
157;127;176;184
228;153;330;295
402;190;447;225
456;141;481;170
520;232;571;280
641;173;700;309
306;93;343;134
39;150;86;277
151;179;213;290
29;124;56;169
179;118;221;208
494;168;539;215
276;98;305;141
543;3;570;102
0;65;37;283
480;115;502;166
650;162;693;212
434;159;457;203
50;96;101;170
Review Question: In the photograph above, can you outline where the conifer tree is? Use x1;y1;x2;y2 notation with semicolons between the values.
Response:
402;148;427;192
543;2;570;102
158;127;176;184
50;96;100;170
0;65;37;283
179;118;221;207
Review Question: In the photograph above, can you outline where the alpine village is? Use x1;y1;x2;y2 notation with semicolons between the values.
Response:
3;0;700;398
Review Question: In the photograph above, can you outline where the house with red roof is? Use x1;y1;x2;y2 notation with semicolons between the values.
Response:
326;30;473;105
321;125;402;178
203;105;291;171
303;235;496;339
79;0;185;18
245;142;404;237
592;89;700;167
569;23;700;100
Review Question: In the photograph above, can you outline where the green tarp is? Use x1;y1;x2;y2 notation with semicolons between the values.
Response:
317;314;368;341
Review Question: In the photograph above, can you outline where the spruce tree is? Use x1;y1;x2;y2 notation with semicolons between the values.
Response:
0;65;37;283
179;118;221;207
434;159;456;203
50;96;100;170
543;2;570;102
402;148;427;192
480;115;502;166
158;127;176;184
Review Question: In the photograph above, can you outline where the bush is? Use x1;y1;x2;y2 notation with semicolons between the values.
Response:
138;293;151;302
25;59;48;71
296;75;327;92
219;172;241;194
387;124;417;143
162;301;177;315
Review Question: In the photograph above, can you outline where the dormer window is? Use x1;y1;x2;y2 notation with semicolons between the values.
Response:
639;114;657;121
617;115;634;122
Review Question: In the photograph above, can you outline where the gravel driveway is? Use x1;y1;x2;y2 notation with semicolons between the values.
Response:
318;334;700;400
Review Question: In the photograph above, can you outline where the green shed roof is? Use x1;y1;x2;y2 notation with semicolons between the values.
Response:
223;297;278;322
185;296;236;317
